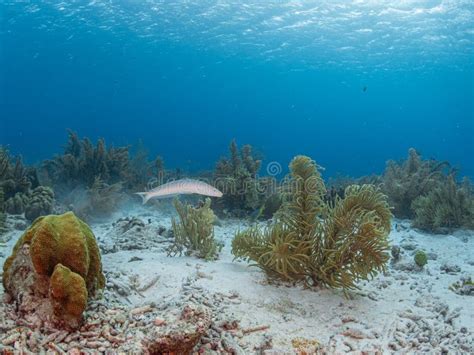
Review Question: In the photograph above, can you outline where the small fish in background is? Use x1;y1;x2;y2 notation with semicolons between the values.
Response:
136;178;223;204
363;86;367;92
249;204;265;223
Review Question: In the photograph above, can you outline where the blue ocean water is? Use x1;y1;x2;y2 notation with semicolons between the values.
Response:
1;1;473;178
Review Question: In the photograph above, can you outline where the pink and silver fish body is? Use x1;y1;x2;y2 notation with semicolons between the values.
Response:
136;178;223;204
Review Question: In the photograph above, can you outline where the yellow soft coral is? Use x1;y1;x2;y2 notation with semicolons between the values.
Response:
232;155;391;292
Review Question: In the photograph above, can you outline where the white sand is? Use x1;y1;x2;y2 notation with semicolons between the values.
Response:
1;207;473;353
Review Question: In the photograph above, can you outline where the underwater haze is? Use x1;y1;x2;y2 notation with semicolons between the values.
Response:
1;0;473;178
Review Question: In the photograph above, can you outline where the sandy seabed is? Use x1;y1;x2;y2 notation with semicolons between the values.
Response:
0;204;473;354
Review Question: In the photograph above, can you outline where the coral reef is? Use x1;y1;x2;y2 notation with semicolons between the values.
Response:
4;187;54;221
232;155;391;291
412;175;474;232
0;147;53;222
125;140;166;191
249;191;282;222
0;188;5;234
2;212;105;328
214;139;272;216
382;148;450;219
39;132;172;219
169;198;222;260
0;146;35;201
40;130;130;192
24;186;54;221
325;174;382;208
381;148;473;232
4;192;30;214
41;131;167;194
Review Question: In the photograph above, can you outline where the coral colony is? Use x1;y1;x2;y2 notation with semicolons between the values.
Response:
0;135;473;353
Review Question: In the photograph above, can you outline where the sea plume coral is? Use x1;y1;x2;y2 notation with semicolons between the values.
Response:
311;184;391;289
214;139;273;216
232;155;391;292
0;146;39;205
40;130;130;191
39;131;134;219
382;148;473;231
169;198;222;260
0;188;5;235
412;175;474;232
382;148;450;218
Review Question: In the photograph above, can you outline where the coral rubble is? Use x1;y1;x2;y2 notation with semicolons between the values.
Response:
232;155;391;291
144;304;212;354
99;216;169;254
2;212;105;328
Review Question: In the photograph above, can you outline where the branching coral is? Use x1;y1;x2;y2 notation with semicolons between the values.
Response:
232;155;391;292
39;131;135;219
0;188;5;234
214;139;272;216
0;146;37;202
124;140;166;191
311;184;391;289
39;132;169;219
382;148;450;218
412;175;474;232
325;174;382;208
169;198;222;260
3;212;105;328
40;130;130;192
381;148;473;232
0;147;52;222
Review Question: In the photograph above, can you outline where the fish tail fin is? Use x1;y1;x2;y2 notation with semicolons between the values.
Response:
135;192;150;205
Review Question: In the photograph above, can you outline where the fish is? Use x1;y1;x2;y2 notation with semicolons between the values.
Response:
249;203;265;223
136;178;223;204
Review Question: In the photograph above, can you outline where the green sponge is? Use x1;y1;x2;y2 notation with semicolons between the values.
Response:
414;250;428;268
50;263;88;321
3;211;105;295
2;212;105;327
